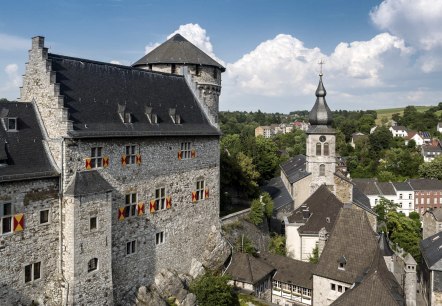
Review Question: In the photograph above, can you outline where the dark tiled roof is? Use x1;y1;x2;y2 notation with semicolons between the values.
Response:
352;186;372;212
391;126;407;131
352;178;379;196
65;170;113;196
306;125;336;134
314;208;379;284
48;53;220;138
280;155;310;184
260;176;293;211
132;34;225;71
287;185;343;234
0;102;58;182
378;233;394;257
260;252;313;289
376;182;396;196
421;232;442;271
407;178;442;191
424;208;442;221
225;253;275;285
392;182;413;191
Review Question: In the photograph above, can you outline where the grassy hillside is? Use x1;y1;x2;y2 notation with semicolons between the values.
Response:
375;106;441;125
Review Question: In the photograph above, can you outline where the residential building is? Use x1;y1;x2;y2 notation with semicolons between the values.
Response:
408;178;442;213
420;232;442;306
389;126;408;138
392;182;415;216
404;131;424;146
255;123;294;138
421;143;442;162
255;125;272;138
1;34;223;305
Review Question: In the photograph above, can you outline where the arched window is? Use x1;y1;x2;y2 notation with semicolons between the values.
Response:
323;143;329;156
316;143;322;155
88;258;98;272
319;164;325;176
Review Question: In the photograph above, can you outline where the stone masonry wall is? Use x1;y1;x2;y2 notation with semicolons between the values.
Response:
0;178;62;306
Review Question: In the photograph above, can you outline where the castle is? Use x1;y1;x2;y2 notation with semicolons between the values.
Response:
0;34;223;305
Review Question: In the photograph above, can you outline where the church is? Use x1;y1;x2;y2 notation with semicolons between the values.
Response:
0;34;223;305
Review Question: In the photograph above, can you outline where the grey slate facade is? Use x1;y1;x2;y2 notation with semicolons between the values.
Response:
0;35;224;305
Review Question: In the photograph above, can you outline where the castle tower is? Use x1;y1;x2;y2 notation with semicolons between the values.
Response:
132;34;225;126
305;73;336;195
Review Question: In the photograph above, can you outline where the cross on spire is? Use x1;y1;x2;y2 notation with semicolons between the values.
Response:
318;59;325;76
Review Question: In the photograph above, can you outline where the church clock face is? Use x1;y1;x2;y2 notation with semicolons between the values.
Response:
319;135;326;142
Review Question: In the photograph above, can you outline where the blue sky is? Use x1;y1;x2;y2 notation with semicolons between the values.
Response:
1;0;442;113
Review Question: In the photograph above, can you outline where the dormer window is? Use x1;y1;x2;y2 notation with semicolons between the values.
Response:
145;106;158;124
338;256;347;270
118;104;132;124
169;108;181;124
7;118;17;131
124;112;132;124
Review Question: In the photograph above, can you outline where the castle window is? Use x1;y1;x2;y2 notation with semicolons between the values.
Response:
319;164;325;176
156;231;165;245
125;145;137;165
39;209;49;224
90;216;97;230
316;143;322;155
180;142;192;159
25;262;41;283
155;187;166;211
0;202;12;235
88;258;98;272
196;180;205;201
7;118;17;131
124;193;137;218
171;64;176;74
126;240;136;255
323;143;329;156
90;147;103;168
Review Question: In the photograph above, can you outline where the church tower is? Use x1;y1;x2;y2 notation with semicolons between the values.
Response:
305;73;336;195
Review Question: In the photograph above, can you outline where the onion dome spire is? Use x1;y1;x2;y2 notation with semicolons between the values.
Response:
308;72;332;126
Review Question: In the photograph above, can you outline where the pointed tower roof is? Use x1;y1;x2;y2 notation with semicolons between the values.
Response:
132;34;225;71
308;74;333;126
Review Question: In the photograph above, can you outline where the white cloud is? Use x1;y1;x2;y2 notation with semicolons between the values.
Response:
370;0;442;51
0;33;29;51
5;64;21;87
144;23;225;66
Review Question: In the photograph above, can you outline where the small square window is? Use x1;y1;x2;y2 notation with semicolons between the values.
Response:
331;283;336;291
180;142;192;159
338;285;342;293
90;147;103;168
124;193;137;218
90;216;97;230
196;180;205;201
126;240;136;255
155;187;166;211
39;209;49;224
88;258;98;272
25;262;41;283
156;231;164;245
125;145;137;164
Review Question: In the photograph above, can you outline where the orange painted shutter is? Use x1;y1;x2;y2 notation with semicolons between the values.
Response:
166;196;172;209
191;149;196;158
13;214;24;232
85;158;92;170
121;154;127;167
118;208;125;221
178;150;182;160
150;200;156;214
192;191;197;203
137;202;145;216
204;188;209;199
103;156;109;168
136;154;142;165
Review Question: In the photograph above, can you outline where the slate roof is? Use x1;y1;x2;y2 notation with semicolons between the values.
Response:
132;34;225;71
225;253;275;285
65;170;113;196
352;178;379;196
287;185;343;235
392;182;413;192
352;186;372;211
0;102;58;182
280;155;310;184
260;252;313;289
48;53;220;138
314;208;379;284
260;176;293;211
424;208;442;221
422;145;442;154
376;182;396;196
378;232;394;257
407;178;442;191
421;232;442;271
391;126;407;131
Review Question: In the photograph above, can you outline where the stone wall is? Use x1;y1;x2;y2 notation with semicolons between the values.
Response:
423;213;439;240
312;275;351;306
334;175;352;204
0;178;62;306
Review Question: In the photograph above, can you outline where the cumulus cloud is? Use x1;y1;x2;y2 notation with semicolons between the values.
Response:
144;23;225;66
0;33;29;51
5;64;21;87
370;0;442;50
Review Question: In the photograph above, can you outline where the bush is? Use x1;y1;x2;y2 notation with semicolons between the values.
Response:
190;273;238;306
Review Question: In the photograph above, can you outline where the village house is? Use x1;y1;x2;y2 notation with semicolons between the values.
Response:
420;232;442;306
0;34;224;305
408;178;442;213
389;126;408;138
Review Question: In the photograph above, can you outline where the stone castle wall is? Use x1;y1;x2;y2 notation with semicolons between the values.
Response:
0;178;62;306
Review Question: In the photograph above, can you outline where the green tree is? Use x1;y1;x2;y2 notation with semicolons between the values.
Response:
309;246;319;264
190;273;238;306
419;155;442;180
269;235;286;256
369;126;393;158
253;136;280;181
249;198;264;225
373;197;400;223
236;235;256;254
377;147;423;178
261;192;274;218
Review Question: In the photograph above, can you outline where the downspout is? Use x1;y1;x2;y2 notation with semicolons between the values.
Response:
59;137;69;305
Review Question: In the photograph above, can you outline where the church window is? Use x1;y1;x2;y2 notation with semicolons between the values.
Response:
323;143;329;156
0;202;12;235
124;193;137;218
87;258;98;272
126;240;136;255
125;145;137;165
155;187;166;211
319;164;325;176
25;262;41;283
316;143;321;155
180;142;192;159
90;147;103;168
39;209;49;224
196;180;205;201
156;231;165;245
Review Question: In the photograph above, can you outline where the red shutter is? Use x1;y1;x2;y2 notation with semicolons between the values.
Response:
13;214;24;232
136;154;142;165
178;150;182;160
121;154;127;167
137;202;145;216
85;158;92;170
166;196;172;209
191;149;196;158
150;200;156;214
192;191;197;203
103;156;109;168
118;208;125;221
204;188;209;199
